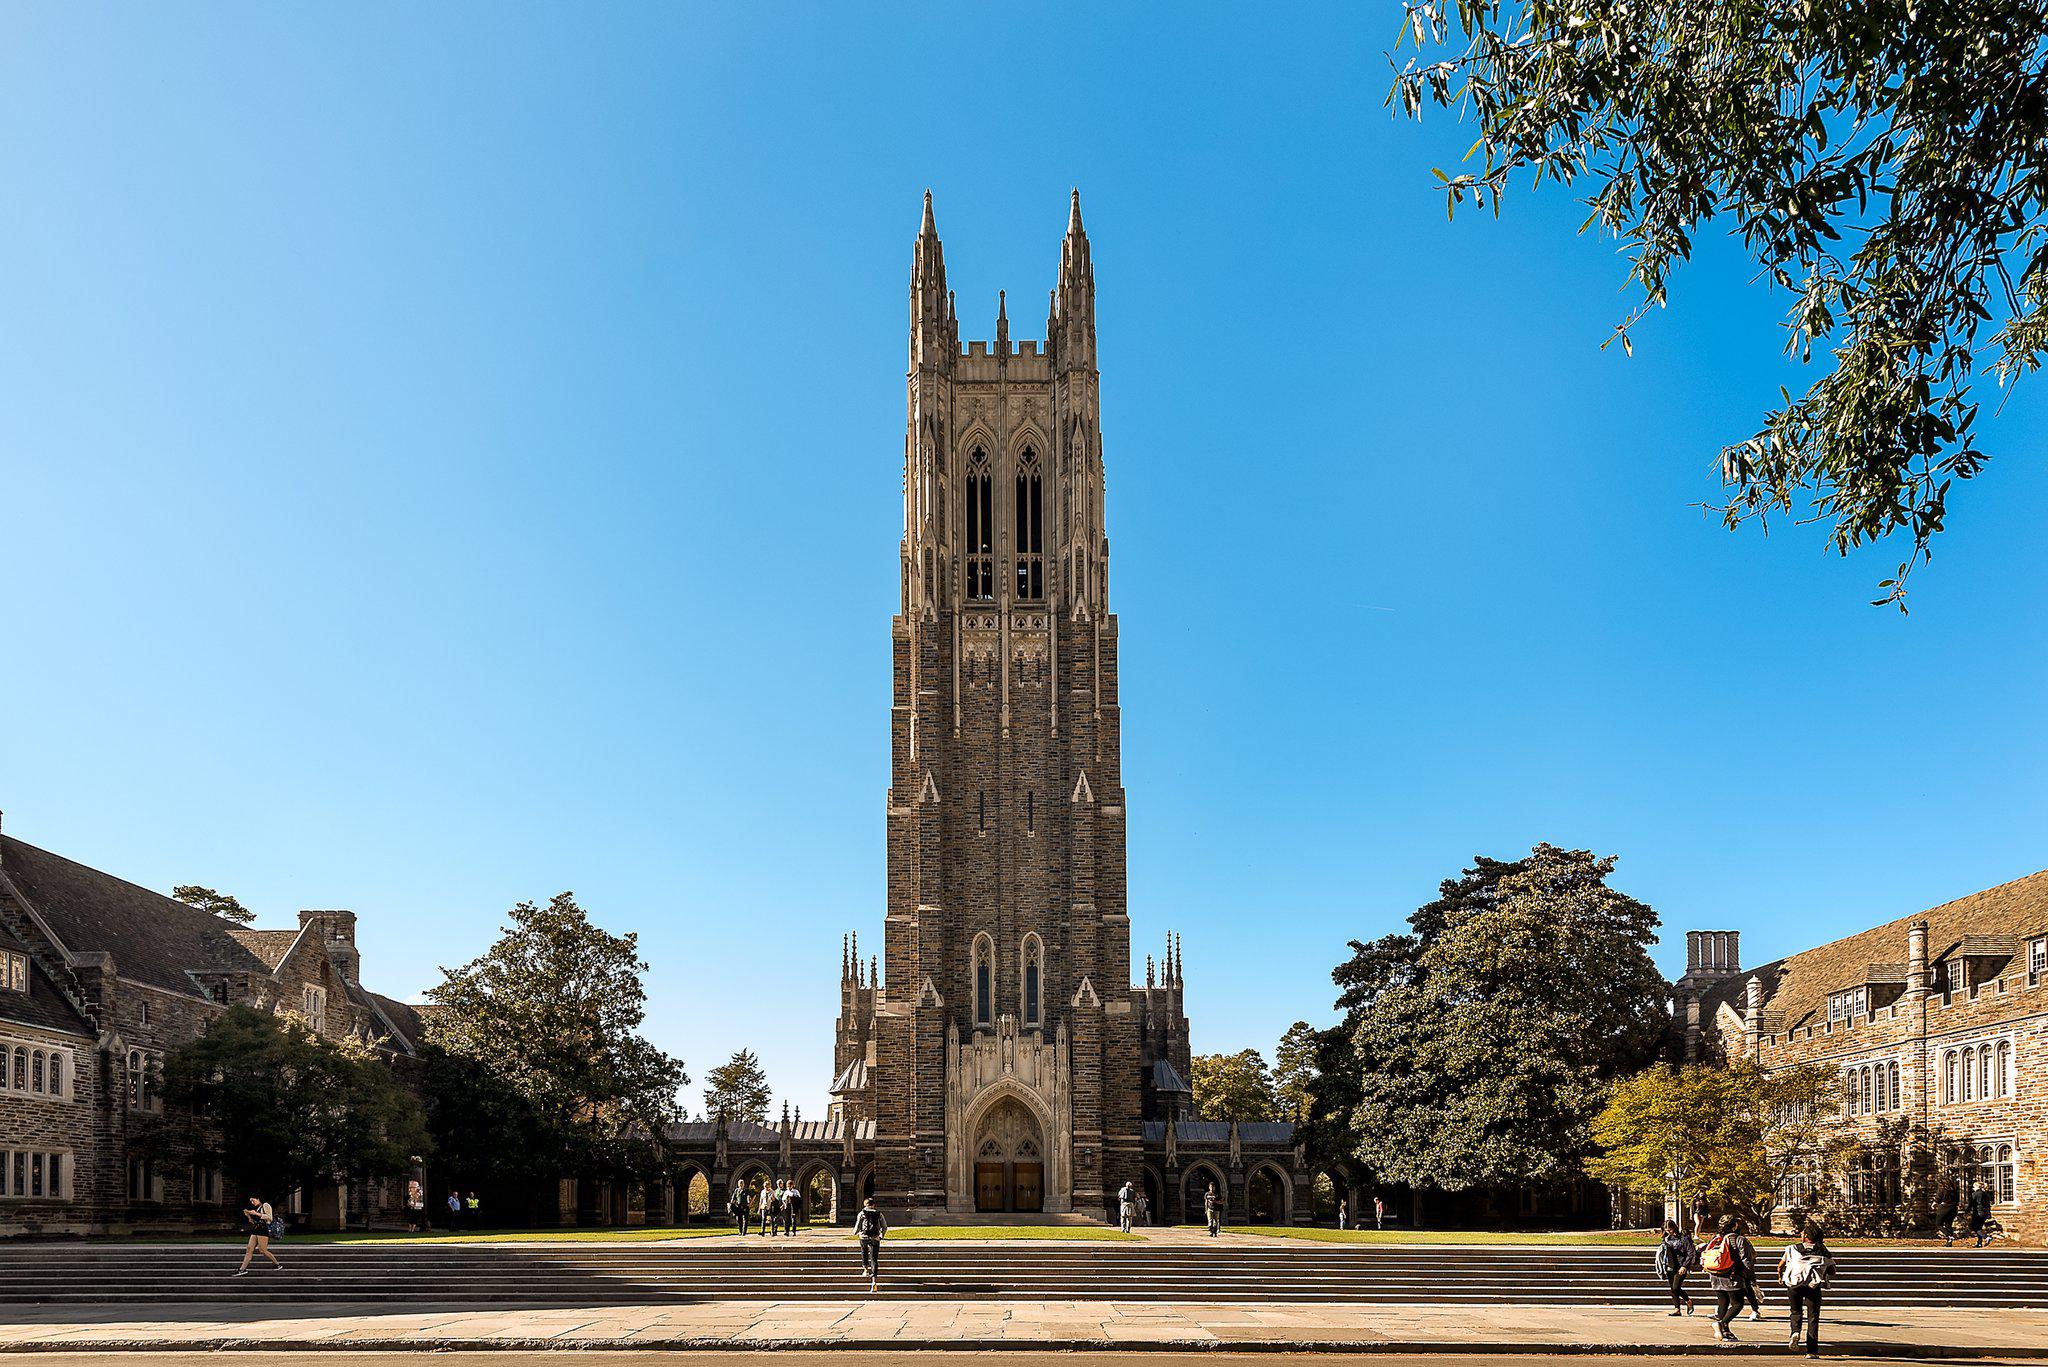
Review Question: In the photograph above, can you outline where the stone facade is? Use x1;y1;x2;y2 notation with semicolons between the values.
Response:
1675;871;2048;1243
816;194;1299;1222
0;824;423;1235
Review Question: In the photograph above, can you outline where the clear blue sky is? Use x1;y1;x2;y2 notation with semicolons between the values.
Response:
3;5;2043;1117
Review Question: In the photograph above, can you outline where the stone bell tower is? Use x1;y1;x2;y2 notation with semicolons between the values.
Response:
835;191;1140;1218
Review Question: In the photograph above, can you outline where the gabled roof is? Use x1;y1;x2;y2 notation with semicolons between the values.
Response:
831;1058;870;1093
0;917;93;1038
362;990;426;1053
227;929;301;971
1700;868;2048;1031
0;835;271;997
1151;1058;1191;1094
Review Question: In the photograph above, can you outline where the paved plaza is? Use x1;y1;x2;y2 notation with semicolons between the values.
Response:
1;1300;2043;1355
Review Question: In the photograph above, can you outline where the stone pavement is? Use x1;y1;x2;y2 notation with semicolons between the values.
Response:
1;1301;2042;1354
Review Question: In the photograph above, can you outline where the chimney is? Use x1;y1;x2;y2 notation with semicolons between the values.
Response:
300;909;360;988
1743;974;1765;1058
1908;920;1930;996
1684;930;1741;981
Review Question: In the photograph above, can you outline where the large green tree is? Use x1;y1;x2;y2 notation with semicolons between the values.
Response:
1392;0;2048;605
1190;1048;1281;1122
173;885;255;925
1329;845;1667;1194
425;892;688;1183
704;1048;772;1125
162;1005;428;1198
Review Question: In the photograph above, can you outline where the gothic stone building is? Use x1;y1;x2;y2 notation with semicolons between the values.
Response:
663;194;1305;1226
0;821;423;1235
1673;869;2048;1243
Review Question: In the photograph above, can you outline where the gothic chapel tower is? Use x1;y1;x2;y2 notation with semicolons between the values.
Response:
833;192;1142;1217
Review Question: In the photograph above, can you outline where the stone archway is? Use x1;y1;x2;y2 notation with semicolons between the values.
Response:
969;1095;1046;1213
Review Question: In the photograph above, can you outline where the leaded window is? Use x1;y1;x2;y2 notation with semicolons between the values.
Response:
1014;448;1044;601
965;449;994;600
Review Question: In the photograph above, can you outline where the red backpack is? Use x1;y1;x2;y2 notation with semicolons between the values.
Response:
1701;1235;1735;1274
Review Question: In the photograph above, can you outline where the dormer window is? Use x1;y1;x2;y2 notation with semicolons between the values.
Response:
1827;987;1866;1023
2031;938;2045;987
1945;958;1965;996
0;950;25;993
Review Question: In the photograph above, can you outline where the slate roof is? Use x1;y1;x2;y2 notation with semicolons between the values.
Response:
0;917;94;1038
0;835;271;997
666;1118;875;1144
831;1058;870;1093
1698;868;2048;1030
363;991;426;1052
1139;1119;1296;1145
1151;1058;1191;1094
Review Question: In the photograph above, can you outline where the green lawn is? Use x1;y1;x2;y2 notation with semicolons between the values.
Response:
1234;1226;1984;1249
167;1225;740;1245
1236;1226;1661;1246
891;1225;1142;1241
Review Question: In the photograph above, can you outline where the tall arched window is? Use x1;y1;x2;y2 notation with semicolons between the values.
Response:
973;934;994;1027
1888;1060;1901;1111
1860;1067;1873;1115
1944;1050;1958;1104
966;449;994;600
1996;1040;2012;1098
1014;448;1044;601
1021;934;1043;1028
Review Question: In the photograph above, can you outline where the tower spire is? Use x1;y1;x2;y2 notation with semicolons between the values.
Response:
910;191;950;371
996;289;1009;354
1052;189;1095;370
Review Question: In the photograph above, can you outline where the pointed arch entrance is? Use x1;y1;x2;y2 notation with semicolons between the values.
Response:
969;1095;1046;1213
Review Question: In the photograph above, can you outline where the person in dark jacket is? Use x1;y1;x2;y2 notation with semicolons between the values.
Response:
853;1197;887;1291
1778;1221;1836;1358
729;1184;751;1235
1932;1176;1959;1245
1203;1181;1221;1237
1654;1219;1697;1316
1730;1215;1767;1321
1703;1215;1755;1343
1969;1184;1995;1246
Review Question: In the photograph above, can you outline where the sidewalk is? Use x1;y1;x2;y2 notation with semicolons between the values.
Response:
2;1302;2041;1354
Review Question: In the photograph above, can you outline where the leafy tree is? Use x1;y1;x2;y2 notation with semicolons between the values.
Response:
425;892;688;1183
1331;845;1667;1195
1190;1048;1280;1122
162;1005;428;1198
1274;1021;1320;1125
1590;1060;1849;1226
1391;0;2048;605
173;885;254;925
704;1048;772;1125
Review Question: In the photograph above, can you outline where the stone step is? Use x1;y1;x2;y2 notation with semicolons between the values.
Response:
0;1242;2039;1306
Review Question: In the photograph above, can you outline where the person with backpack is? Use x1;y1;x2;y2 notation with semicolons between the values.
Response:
1654;1219;1697;1316
853;1196;887;1291
1728;1215;1766;1321
231;1195;283;1276
1701;1214;1754;1343
1778;1221;1836;1358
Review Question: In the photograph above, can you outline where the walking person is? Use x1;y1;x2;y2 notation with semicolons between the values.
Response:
729;1183;751;1236
854;1196;887;1292
1729;1215;1766;1321
783;1180;803;1233
1969;1183;1994;1246
406;1180;426;1234
1779;1221;1835;1359
231;1195;283;1276
1117;1180;1135;1234
756;1179;775;1236
1203;1181;1221;1237
1932;1176;1959;1245
1136;1190;1151;1228
1373;1194;1385;1230
1654;1219;1697;1316
1336;1197;1348;1231
1700;1215;1754;1344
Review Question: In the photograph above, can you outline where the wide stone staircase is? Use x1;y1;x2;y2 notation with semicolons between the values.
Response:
1;1240;2043;1307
